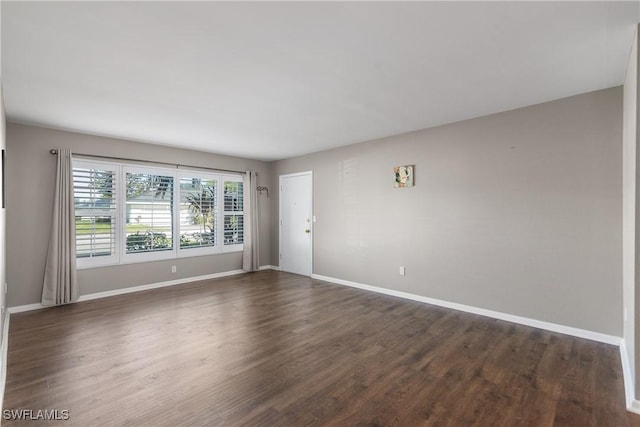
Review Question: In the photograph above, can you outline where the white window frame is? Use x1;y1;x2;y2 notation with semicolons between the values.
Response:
73;159;243;269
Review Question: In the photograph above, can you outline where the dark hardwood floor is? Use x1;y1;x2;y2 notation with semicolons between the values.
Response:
3;270;639;426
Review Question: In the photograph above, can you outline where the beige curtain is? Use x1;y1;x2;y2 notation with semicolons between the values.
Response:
242;171;259;272
42;148;78;305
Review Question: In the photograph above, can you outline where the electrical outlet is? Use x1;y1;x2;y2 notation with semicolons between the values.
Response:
171;265;177;273
399;266;405;276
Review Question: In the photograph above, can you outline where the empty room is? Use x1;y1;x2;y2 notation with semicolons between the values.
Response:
1;1;640;425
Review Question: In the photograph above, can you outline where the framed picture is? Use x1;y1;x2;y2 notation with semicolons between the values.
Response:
393;165;414;188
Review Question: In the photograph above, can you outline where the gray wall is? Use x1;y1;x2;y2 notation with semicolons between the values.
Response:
272;87;623;336
623;25;638;398
6;123;272;307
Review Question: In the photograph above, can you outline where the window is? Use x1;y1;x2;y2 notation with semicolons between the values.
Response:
179;175;216;251
223;178;243;250
125;169;174;258
72;160;244;268
73;161;117;267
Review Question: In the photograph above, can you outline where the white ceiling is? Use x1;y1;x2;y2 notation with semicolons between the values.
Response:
2;1;639;161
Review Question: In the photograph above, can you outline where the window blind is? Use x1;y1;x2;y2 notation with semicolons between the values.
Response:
125;172;174;254
223;180;244;246
73;165;117;261
179;177;217;249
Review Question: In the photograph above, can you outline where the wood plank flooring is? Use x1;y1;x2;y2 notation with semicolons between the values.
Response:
3;270;639;426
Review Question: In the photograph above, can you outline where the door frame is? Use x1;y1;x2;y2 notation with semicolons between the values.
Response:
279;171;313;276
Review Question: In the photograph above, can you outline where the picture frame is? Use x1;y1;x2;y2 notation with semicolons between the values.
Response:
393;165;414;188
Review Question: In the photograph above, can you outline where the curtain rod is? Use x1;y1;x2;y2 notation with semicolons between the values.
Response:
49;149;254;176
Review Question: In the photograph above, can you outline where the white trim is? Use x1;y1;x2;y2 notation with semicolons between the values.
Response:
258;265;279;271
312;274;622;346
8;270;245;313
278;171;314;179
0;310;9;415
620;340;640;413
7;303;43;314
78;270;244;302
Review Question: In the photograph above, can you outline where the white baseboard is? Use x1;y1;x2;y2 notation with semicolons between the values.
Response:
8;269;246;314
311;274;622;346
78;269;245;303
7;267;282;314
0;309;10;415
7;302;42;314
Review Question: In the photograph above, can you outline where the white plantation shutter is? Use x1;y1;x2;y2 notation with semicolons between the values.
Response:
179;175;217;250
72;159;244;267
124;170;174;255
223;178;244;249
73;161;117;266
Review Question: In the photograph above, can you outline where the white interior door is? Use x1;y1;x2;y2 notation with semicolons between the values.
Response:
279;172;312;276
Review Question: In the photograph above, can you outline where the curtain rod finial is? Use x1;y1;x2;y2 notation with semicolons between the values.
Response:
50;149;58;155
